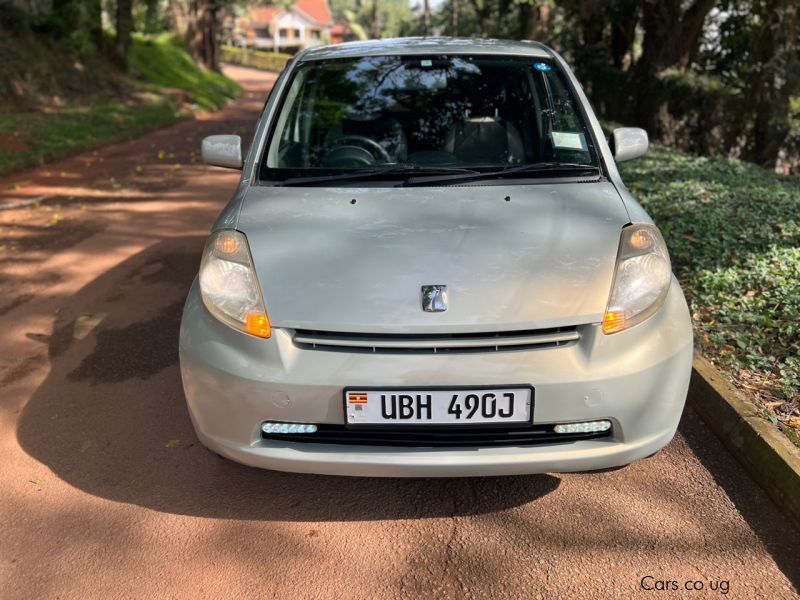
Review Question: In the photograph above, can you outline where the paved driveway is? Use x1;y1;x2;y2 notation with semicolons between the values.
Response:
0;65;797;599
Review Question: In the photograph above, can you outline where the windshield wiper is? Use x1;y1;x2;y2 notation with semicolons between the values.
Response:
403;162;601;187
273;165;480;187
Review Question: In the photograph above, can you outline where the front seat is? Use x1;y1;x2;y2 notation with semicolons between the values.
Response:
444;116;524;164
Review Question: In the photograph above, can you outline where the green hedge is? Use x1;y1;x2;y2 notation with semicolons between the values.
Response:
221;46;291;73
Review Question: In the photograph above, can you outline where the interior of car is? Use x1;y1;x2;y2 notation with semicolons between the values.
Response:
268;55;592;172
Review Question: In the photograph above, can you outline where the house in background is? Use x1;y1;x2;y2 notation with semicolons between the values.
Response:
239;0;334;53
330;21;361;44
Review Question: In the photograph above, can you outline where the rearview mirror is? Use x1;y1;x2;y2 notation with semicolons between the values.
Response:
611;128;648;162
201;135;243;169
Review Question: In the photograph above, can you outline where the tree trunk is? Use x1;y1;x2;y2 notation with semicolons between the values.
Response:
193;0;220;71
678;0;718;70
115;0;134;67
88;0;103;49
518;2;533;39
451;0;458;36
170;0;192;40
370;0;379;39
636;0;683;72
423;0;430;35
609;1;638;69
629;0;682;131
741;0;799;167
531;3;552;41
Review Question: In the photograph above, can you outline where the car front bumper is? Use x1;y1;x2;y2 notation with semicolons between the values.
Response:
179;278;693;477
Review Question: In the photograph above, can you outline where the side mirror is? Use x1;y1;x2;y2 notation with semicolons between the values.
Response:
611;127;648;162
201;135;243;169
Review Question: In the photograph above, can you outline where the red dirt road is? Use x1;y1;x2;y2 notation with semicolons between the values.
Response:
0;66;797;599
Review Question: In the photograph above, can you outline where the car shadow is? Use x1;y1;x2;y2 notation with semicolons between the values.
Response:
16;235;560;522
679;405;800;589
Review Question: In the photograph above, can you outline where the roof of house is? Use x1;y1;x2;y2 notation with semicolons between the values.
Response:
293;0;333;26
250;6;282;24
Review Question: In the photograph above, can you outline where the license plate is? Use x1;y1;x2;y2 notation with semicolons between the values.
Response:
344;387;533;426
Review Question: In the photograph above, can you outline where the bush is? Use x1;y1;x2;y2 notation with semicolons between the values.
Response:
620;146;800;410
656;69;734;157
220;46;291;73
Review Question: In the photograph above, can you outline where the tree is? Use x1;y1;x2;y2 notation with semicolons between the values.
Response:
170;0;193;40
630;0;718;132
739;0;800;167
193;0;221;70
556;0;638;122
116;0;134;66
679;0;718;69
517;0;553;41
88;0;103;48
143;0;161;33
330;0;413;39
168;0;236;72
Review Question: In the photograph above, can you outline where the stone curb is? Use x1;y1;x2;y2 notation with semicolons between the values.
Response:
689;352;800;529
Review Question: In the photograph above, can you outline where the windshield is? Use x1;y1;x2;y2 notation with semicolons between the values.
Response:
260;55;599;183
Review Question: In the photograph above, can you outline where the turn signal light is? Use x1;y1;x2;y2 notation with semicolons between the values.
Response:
602;309;625;334
629;228;654;250
245;312;271;338
214;231;241;254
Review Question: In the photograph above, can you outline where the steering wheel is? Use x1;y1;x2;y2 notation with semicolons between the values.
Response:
323;135;392;167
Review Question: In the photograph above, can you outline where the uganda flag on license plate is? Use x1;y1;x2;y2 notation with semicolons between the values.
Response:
348;392;368;404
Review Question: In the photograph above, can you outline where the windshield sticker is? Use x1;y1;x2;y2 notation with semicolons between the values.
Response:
420;59;433;67
551;131;588;151
533;62;552;73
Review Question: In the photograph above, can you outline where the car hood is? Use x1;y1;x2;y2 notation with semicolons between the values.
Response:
237;182;629;334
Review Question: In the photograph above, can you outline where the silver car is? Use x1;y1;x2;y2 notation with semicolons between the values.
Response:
179;38;693;477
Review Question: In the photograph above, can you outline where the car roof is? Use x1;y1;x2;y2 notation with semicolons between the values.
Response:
297;37;553;62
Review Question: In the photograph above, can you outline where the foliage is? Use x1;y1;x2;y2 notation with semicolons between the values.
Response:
129;34;240;110
330;0;415;39
0;34;240;175
654;68;733;156
220;46;291;73
0;100;177;175
620;146;800;422
407;0;799;171
0;21;116;103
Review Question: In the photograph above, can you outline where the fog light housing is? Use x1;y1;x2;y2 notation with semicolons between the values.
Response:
261;422;318;434
554;420;612;434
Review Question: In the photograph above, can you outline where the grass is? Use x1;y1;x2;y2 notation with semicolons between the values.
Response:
619;146;800;440
130;34;241;111
0;99;177;175
0;34;239;176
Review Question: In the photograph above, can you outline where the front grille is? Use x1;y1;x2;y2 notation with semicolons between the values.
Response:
261;423;612;447
292;326;580;354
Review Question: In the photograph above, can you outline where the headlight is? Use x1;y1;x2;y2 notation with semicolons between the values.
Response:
602;224;671;334
199;230;271;338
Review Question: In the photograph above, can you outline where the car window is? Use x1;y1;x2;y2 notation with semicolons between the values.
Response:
260;55;598;181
